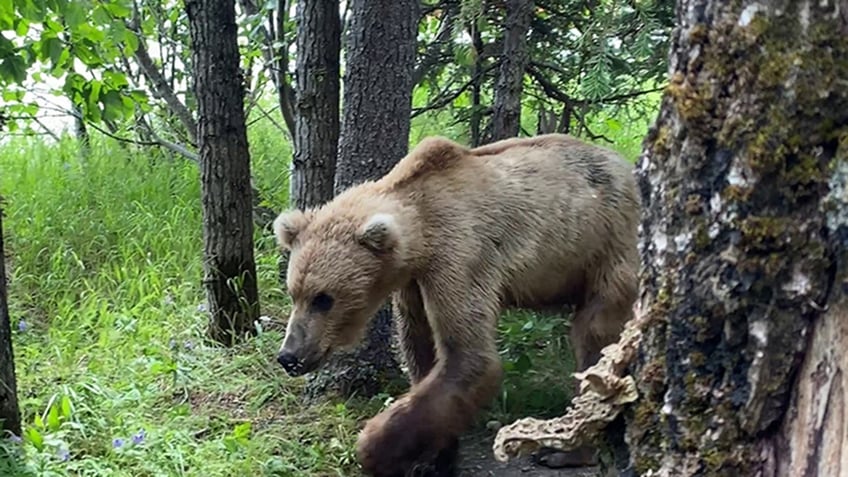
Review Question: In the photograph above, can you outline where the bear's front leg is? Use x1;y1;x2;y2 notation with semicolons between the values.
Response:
356;378;471;477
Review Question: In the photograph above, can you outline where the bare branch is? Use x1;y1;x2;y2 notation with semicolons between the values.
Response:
411;61;500;118
128;11;198;145
412;1;458;86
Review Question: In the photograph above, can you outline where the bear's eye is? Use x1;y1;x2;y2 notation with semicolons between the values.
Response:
310;292;334;313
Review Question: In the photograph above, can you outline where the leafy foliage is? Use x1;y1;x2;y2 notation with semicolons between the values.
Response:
0;0;147;126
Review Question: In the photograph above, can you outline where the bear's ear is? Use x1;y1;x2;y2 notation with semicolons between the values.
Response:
273;209;310;250
357;213;400;253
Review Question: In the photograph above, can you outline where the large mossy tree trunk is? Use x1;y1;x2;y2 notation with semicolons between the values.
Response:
624;0;848;475
186;0;260;346
290;0;340;209
0;203;21;437
303;0;419;401
488;0;533;142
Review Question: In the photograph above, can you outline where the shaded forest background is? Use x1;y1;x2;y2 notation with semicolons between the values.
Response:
0;0;675;475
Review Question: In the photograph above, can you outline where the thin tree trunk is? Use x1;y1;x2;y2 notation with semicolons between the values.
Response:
304;0;419;400
186;0;260;347
0;202;21;437
622;0;848;475
470;22;484;147
488;0;533;142
290;0;340;210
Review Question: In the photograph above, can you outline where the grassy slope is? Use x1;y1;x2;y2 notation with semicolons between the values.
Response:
0;97;657;476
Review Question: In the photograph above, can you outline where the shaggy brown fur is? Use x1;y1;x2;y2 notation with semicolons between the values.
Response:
273;133;640;476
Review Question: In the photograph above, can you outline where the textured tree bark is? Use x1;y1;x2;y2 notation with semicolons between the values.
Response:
186;0;260;346
0;203;21;437
303;0;419;400
290;0;340;210
488;0;533;142
624;0;848;475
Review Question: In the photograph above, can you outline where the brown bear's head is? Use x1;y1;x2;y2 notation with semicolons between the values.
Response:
271;204;408;377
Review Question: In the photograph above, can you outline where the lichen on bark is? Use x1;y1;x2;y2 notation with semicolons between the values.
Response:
492;1;848;475
629;0;848;474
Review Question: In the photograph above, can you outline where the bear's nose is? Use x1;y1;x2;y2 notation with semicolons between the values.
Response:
276;352;302;375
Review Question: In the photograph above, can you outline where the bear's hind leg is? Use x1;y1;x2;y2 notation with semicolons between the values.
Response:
537;265;636;469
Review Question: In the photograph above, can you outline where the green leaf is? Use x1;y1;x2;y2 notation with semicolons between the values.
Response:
25;427;44;450
17;0;45;22
60;395;72;419
2;88;23;101
47;403;60;431
102;0;131;17
122;29;138;55
102;70;127;88
44;16;62;32
0;34;15;57
63;0;85;29
78;23;106;43
14;17;29;36
0;0;13;29
101;89;124;121
0;55;29;84
514;353;532;373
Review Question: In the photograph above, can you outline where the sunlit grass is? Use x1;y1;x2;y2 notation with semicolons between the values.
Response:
0;102;653;475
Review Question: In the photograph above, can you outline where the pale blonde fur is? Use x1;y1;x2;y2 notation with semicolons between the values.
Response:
273;133;641;476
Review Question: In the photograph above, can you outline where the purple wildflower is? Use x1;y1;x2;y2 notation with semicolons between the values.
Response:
183;340;194;350
197;303;207;312
8;434;22;444
17;320;26;332
112;438;124;449
169;339;177;350
57;448;70;462
131;429;146;445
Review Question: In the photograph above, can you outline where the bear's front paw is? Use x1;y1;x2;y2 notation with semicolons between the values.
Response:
356;395;451;477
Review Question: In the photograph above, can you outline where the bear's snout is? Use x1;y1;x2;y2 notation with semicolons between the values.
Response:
276;351;304;376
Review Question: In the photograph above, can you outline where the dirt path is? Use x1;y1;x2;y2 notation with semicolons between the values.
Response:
457;431;601;477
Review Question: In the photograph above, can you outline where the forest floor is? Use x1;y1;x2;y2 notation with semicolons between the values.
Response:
458;430;601;477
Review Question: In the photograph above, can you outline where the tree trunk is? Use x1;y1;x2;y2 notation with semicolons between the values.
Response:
290;0;340;210
304;0;419;400
488;0;533;142
186;0;260;347
469;22;484;147
0;202;21;437
624;0;848;475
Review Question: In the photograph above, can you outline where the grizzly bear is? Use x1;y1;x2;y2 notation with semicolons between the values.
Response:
272;133;640;476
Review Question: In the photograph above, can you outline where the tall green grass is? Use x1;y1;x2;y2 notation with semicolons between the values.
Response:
0;101;654;476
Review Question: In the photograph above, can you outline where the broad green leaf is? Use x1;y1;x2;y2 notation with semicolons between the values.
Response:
16;0;45;22
101;89;124;122
78;23;106;43
44;16;62;32
0;34;14;56
14;17;28;36
25;427;44;450
0;55;28;84
87;79;102;107
103;70;128;88
0;0;13;29
1;88;23;101
74;41;104;67
122;29;138;55
47;403;60;431
102;0;131;17
91;4;109;25
63;0;85;29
